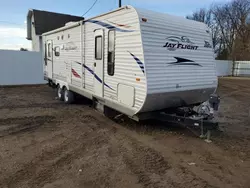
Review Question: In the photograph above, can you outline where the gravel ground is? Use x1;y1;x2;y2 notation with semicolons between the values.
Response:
0;77;249;188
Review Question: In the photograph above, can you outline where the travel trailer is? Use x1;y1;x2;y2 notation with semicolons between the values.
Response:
42;5;219;133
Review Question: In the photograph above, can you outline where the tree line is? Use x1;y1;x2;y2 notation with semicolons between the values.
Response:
187;0;250;60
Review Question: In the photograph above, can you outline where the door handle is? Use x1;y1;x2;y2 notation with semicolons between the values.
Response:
94;62;96;67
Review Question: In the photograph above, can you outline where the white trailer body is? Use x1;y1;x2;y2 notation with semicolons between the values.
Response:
42;6;217;119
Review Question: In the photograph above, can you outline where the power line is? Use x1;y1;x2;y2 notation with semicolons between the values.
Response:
82;0;99;17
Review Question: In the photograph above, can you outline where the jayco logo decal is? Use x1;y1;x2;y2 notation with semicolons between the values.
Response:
163;36;198;51
62;42;77;51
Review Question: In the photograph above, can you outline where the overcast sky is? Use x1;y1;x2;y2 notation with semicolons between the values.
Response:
0;0;230;50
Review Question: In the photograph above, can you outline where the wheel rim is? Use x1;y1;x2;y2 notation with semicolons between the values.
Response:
58;88;61;98
64;90;68;102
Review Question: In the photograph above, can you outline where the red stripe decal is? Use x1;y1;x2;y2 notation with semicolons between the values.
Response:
72;68;81;78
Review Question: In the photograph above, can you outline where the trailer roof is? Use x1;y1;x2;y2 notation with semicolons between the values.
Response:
42;6;129;36
42;5;207;36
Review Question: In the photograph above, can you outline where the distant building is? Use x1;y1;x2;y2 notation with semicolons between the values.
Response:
26;9;83;52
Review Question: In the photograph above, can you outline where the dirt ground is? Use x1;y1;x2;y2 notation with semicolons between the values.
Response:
0;78;249;188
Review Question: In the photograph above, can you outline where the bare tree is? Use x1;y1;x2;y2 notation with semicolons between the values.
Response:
186;8;211;23
229;0;250;60
213;0;250;60
186;8;221;54
212;4;236;59
188;0;250;60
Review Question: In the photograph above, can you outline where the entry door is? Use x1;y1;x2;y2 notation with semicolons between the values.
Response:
94;29;104;97
46;40;53;79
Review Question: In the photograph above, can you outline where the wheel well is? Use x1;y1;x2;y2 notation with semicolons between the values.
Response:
55;81;69;90
56;84;66;90
62;85;67;90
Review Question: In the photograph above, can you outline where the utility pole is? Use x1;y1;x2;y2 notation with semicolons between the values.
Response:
119;0;122;7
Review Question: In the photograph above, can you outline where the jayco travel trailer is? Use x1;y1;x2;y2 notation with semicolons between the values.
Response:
42;5;218;125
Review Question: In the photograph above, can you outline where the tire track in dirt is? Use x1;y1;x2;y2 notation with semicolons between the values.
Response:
122;146;174;188
0;116;55;137
29;134;108;188
109;129;219;188
0;114;109;188
108;131;174;188
123;142;216;188
0;116;55;125
0;103;66;110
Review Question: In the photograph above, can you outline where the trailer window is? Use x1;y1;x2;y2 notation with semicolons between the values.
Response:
44;43;47;65
108;30;115;76
48;43;51;57
95;36;102;60
54;46;60;56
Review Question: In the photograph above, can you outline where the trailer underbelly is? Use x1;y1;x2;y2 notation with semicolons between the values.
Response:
140;87;216;113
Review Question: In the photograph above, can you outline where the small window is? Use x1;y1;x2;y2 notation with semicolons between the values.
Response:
108;30;115;76
57;36;60;40
61;35;64;40
48;43;51;57
68;34;70;38
54;46;60;56
44;43;47;65
95;36;102;60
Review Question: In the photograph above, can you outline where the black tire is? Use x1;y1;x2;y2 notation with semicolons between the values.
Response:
57;85;64;101
64;88;75;104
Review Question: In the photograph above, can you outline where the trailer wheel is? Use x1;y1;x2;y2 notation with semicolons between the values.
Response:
57;85;64;101
64;88;74;104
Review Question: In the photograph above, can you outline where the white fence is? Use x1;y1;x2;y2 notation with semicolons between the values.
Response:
216;60;250;77
216;60;233;76
0;50;45;86
233;61;250;76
